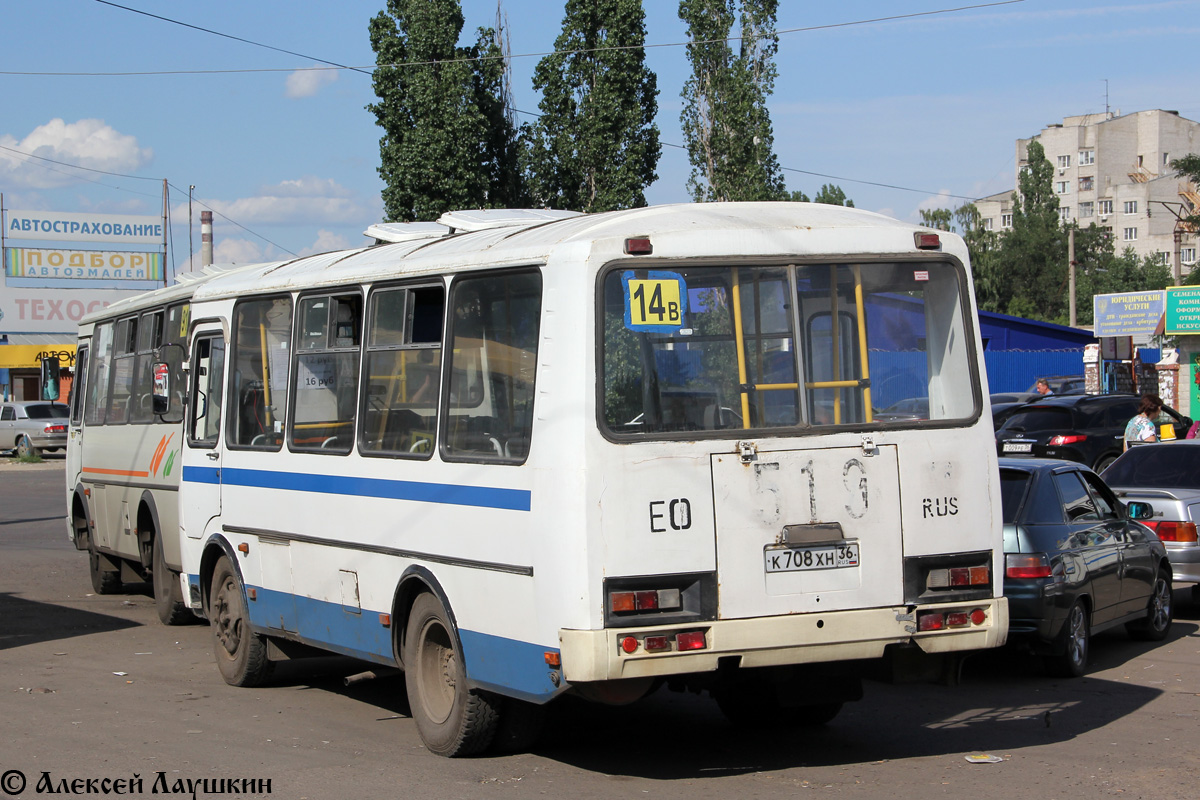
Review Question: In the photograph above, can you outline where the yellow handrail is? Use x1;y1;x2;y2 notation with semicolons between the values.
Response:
830;265;842;424
258;322;273;428
853;265;873;422
731;269;752;429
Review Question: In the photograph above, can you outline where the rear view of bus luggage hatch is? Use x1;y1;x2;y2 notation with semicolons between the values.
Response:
711;443;902;619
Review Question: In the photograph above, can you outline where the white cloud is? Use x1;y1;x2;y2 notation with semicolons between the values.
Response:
213;238;267;266
0;118;152;189
285;65;339;98
301;229;351;256
173;177;369;229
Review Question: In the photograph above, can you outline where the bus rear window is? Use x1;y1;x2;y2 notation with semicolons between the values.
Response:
601;261;978;437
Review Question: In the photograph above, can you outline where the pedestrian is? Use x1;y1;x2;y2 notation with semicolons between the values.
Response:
1035;378;1053;395
1124;394;1164;451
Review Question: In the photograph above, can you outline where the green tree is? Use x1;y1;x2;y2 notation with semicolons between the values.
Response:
368;0;521;222
991;141;1066;319
522;0;660;212
679;0;788;202
812;184;854;207
1171;153;1200;230
919;208;953;231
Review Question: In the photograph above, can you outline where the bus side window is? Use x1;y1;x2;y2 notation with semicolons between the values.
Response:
230;297;292;449
289;292;361;454
130;309;163;424
361;284;444;457
188;336;225;446
85;322;114;426
107;317;138;425
443;271;541;464
71;345;89;426
161;303;189;425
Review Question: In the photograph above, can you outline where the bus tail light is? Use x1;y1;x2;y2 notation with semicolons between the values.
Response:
610;588;683;614
1006;553;1052;579
927;564;990;588
675;631;707;651
1145;520;1198;543
918;607;988;632
918;612;945;631
643;636;671;652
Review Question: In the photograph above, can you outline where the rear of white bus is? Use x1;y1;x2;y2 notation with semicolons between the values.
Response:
561;228;1007;718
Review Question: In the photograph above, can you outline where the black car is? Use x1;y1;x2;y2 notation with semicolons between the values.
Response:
1000;457;1173;677
995;393;1191;473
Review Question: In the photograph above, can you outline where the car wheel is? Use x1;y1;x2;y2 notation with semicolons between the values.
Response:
1093;453;1117;473
151;533;191;626
1127;568;1173;641
16;434;38;458
404;592;499;757
209;556;273;687
1044;600;1089;678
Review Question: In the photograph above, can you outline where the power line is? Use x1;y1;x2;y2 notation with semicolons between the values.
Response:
3;1;1026;78
167;182;297;257
92;0;371;76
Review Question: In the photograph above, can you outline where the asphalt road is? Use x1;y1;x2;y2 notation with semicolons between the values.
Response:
2;457;1197;799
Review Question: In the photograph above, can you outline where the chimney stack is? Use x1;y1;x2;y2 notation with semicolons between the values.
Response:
201;210;213;266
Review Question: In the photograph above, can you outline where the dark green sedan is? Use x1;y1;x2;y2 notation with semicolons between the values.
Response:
1000;457;1173;677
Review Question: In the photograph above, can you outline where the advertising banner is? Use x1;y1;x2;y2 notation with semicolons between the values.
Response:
1092;290;1165;337
0;287;144;335
5;209;163;245
1165;286;1200;335
0;344;78;369
5;247;163;282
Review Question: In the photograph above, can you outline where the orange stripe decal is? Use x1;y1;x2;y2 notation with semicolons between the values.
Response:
83;467;151;478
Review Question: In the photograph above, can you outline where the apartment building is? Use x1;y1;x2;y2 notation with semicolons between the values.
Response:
975;109;1199;277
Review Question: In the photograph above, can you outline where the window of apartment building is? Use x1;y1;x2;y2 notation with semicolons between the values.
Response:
1164;153;1171;166
983;217;993;231
1079;150;1095;166
1124;200;1138;214
1078;176;1094;192
1055;181;1069;194
1079;202;1094;218
1123;227;1138;241
1099;200;1113;216
1182;247;1197;265
1059;207;1072;222
1138;155;1145;167
1001;214;1013;229
1057;155;1071;169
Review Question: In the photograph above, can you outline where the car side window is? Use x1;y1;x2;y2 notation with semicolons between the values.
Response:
1;407;13;421
1080;472;1119;520
1052;471;1099;522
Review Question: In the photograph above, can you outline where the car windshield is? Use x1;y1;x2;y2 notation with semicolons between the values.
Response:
24;404;68;419
1102;445;1200;489
1000;407;1073;432
999;469;1030;523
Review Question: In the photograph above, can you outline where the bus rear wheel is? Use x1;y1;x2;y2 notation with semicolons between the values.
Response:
152;534;191;626
403;593;498;757
88;543;121;595
209;556;273;687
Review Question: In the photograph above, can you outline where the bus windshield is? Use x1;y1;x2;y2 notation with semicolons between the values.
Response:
602;261;978;436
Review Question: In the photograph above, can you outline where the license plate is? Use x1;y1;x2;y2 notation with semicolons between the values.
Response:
1003;442;1033;453
765;543;860;573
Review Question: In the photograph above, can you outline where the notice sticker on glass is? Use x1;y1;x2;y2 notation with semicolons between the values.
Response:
622;270;688;333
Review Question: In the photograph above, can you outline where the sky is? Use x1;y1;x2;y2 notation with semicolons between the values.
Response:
1;0;1197;280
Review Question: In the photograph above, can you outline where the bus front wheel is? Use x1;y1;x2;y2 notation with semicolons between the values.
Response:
403;593;499;757
209;556;273;687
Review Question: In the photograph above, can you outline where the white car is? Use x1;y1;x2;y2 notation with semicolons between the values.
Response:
0;401;69;456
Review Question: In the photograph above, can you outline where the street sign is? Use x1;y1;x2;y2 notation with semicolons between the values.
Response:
1164;286;1200;335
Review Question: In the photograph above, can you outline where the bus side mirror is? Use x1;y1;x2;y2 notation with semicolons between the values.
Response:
152;362;171;415
40;356;60;401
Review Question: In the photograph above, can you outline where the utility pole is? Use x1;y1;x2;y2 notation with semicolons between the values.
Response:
189;185;195;271
1068;226;1076;327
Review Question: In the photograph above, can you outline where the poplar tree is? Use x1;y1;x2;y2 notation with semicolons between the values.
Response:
994;141;1067;319
522;0;660;212
368;0;522;222
679;0;787;202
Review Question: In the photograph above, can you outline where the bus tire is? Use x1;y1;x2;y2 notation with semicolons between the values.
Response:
152;533;191;626
209;556;273;687
88;543;121;595
403;593;498;757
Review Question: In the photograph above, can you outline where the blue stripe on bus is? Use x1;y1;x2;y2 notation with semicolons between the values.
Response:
231;583;560;701
181;466;531;511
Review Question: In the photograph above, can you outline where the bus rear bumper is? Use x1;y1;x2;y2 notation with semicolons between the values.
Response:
559;598;1008;683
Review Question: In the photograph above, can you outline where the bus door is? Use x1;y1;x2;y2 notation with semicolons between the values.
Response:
181;327;226;541
66;342;89;522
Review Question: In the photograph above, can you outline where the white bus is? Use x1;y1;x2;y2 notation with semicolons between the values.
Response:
65;264;255;624
160;203;1006;756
